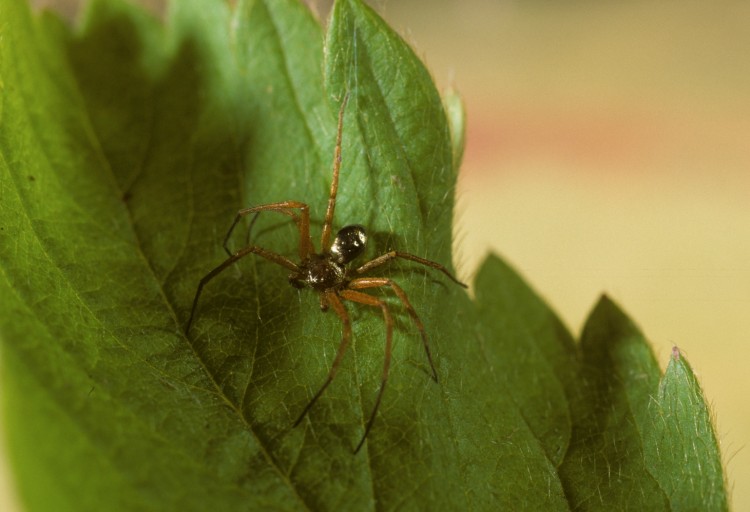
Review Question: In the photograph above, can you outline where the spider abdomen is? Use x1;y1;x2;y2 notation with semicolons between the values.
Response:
330;225;367;264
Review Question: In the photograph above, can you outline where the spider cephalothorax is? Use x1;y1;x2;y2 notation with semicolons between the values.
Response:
185;95;466;453
289;225;367;293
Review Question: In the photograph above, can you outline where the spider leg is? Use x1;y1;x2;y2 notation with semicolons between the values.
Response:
223;201;313;260
293;291;351;428
242;209;285;248
353;251;467;288
318;294;329;312
349;277;438;382
185;246;300;335
338;288;393;454
320;93;350;250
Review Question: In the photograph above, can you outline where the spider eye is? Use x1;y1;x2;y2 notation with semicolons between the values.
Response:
330;225;367;264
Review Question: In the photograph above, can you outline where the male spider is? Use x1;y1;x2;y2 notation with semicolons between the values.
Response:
185;95;467;453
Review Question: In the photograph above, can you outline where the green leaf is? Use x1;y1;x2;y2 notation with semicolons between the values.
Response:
559;297;728;511
442;88;466;171
0;0;728;510
645;349;728;510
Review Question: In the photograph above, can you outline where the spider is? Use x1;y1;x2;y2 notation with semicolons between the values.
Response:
185;94;467;453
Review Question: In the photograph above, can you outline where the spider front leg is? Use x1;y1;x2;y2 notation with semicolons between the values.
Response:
348;277;438;382
185;246;300;335
293;291;352;428
293;289;394;454
338;289;394;453
222;201;313;260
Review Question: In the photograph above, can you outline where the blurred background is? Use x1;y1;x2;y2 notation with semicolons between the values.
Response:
6;0;748;509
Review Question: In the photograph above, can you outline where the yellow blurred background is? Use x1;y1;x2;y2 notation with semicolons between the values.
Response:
4;0;748;509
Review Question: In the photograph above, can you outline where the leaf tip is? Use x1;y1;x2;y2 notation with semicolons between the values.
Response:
443;87;466;171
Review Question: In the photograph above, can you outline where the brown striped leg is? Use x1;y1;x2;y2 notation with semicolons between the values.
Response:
293;291;352;428
222;201;313;260
353;251;467;288
185;246;299;335
338;288;393;453
349;277;439;382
